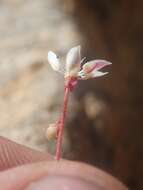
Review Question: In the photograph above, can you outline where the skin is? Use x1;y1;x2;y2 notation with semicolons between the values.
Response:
0;137;128;190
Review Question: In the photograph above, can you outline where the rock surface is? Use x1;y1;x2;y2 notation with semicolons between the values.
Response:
0;0;80;152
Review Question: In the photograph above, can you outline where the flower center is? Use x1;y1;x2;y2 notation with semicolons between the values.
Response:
65;76;78;91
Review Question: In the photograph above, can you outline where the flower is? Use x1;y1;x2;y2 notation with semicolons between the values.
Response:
47;45;112;80
47;45;112;160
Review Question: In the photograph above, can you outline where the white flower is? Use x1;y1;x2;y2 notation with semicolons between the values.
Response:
47;46;112;80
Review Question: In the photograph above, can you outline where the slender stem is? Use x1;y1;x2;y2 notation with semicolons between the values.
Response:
55;85;70;160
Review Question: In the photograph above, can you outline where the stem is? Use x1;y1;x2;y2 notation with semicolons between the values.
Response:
55;85;70;160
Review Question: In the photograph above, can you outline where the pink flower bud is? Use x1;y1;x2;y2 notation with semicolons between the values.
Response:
78;59;111;80
82;60;112;74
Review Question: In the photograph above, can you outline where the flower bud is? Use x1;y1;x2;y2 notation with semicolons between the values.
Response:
46;123;57;141
82;60;112;74
78;59;111;80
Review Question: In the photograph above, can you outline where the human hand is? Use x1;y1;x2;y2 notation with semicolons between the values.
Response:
0;137;127;190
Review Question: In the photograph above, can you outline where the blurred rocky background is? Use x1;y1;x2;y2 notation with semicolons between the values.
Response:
0;0;143;190
0;0;80;152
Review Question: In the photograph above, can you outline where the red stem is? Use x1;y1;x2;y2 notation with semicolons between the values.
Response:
55;85;70;160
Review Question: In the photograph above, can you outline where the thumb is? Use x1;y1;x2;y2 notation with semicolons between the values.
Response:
0;161;128;190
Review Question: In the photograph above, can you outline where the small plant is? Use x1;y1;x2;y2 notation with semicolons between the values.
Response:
47;46;112;161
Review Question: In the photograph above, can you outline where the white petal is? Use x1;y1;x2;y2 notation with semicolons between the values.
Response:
78;70;108;80
47;51;60;71
91;71;109;78
66;46;81;76
82;59;112;74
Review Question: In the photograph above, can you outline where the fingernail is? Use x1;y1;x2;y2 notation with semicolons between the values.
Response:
25;175;96;190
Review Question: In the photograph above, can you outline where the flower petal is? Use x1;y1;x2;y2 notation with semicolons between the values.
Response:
47;51;60;71
82;59;112;74
66;46;81;76
79;70;108;80
91;70;109;78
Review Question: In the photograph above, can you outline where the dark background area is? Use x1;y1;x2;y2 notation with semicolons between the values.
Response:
63;1;143;190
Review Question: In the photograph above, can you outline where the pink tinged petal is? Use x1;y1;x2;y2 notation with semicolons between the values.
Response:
47;51;61;72
82;60;112;74
66;46;81;77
